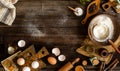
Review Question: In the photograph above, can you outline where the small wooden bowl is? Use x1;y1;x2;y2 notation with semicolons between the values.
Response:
88;14;119;45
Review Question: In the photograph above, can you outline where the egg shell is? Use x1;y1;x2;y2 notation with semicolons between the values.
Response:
47;57;57;65
18;40;26;47
58;55;66;61
17;58;25;66
52;48;61;56
31;61;39;69
22;66;31;71
74;7;83;16
8;46;15;54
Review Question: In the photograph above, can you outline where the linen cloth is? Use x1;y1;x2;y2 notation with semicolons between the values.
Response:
0;0;18;26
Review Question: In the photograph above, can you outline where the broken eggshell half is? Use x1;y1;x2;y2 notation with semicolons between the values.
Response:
17;58;25;66
31;61;39;69
74;7;83;16
18;40;26;47
8;46;15;54
88;14;119;45
22;66;31;71
58;54;66;61
52;47;61;56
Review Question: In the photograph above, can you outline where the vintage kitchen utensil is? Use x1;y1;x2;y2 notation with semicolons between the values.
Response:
75;65;85;71
68;6;76;12
109;60;119;70
58;58;80;71
22;46;49;67
1;51;21;71
88;14;119;45
98;48;109;58
114;4;120;13
85;45;96;54
102;0;116;11
81;0;100;24
35;47;49;59
116;0;120;4
100;61;106;71
68;6;83;16
1;45;48;71
109;39;120;54
17;45;49;70
90;57;100;66
76;36;120;64
104;58;119;71
17;45;36;59
102;0;120;13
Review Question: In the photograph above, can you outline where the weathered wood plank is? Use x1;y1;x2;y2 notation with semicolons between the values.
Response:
0;0;120;71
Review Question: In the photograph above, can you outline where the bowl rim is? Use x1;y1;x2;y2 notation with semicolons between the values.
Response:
88;14;120;46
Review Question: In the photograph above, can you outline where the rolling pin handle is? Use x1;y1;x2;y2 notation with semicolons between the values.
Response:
72;58;80;65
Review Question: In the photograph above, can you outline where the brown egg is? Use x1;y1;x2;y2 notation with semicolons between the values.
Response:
47;57;57;65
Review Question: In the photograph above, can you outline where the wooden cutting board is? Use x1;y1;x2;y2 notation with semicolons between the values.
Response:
76;36;120;64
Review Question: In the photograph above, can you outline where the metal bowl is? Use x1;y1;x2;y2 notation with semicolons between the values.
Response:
88;14;119;45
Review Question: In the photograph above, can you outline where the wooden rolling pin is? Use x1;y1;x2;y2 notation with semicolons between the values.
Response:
58;58;80;71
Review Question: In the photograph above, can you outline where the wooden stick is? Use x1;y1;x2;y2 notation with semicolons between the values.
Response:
109;39;120;54
100;61;105;71
109;60;119;70
104;58;118;71
67;6;76;12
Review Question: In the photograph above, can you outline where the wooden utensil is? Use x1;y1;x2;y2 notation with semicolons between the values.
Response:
58;58;80;71
81;0;100;24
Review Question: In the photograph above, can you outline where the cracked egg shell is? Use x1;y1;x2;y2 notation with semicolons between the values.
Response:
8;46;15;54
74;7;83;16
17;58;25;66
58;55;66;61
52;48;61;56
18;40;26;47
22;66;31;71
31;61;39;69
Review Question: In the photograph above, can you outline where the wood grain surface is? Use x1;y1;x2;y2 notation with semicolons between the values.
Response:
0;0;120;71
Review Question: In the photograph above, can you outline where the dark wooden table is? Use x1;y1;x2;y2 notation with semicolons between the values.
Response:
0;0;120;71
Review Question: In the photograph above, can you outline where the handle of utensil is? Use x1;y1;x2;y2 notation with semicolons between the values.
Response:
109;39;120;54
82;0;100;24
102;2;112;11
